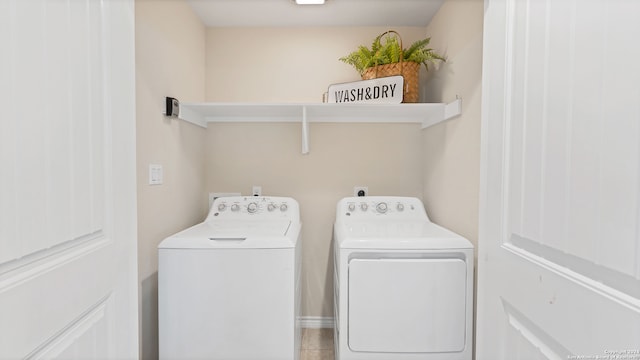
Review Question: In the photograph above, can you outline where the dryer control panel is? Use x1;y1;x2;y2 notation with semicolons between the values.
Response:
207;196;300;222
338;196;428;221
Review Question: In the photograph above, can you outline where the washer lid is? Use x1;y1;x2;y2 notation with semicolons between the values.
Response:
158;219;299;249
335;220;473;250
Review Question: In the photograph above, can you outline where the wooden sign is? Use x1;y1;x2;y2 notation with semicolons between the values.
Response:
327;76;404;104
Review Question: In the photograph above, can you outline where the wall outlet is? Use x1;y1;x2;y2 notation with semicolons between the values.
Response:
354;186;368;197
209;192;241;209
149;164;163;185
252;185;262;197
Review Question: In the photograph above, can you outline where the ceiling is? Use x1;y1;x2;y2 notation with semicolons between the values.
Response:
187;0;446;27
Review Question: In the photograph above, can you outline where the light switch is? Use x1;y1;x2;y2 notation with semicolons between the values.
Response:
149;164;163;185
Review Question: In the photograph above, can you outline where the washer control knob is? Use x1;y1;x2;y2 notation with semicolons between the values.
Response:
280;203;288;212
217;203;227;211
348;203;356;212
268;203;276;212
247;202;258;213
376;202;388;214
231;204;240;212
396;203;404;212
360;203;368;211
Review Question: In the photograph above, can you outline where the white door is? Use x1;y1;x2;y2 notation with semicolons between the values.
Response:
478;0;640;358
0;0;138;358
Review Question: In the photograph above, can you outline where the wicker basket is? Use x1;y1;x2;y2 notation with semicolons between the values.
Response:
360;31;421;103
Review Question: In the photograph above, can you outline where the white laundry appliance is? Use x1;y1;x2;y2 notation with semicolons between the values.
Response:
158;196;302;360
333;196;473;360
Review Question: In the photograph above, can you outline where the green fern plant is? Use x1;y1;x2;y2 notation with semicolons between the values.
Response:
340;31;445;75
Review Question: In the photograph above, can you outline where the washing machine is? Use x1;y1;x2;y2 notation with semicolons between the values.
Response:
333;196;473;360
158;196;302;360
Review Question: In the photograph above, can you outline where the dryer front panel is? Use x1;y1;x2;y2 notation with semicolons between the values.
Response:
347;257;467;353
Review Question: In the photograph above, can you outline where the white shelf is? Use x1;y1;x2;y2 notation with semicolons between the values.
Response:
177;100;462;154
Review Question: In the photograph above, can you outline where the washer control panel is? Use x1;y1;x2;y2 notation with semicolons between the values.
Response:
208;196;299;221
339;196;428;220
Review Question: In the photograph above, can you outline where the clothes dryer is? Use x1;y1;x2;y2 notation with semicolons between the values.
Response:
159;196;302;360
333;196;473;360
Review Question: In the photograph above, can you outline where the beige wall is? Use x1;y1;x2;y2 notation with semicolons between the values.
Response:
206;27;429;103
205;27;428;317
422;0;484;249
135;1;207;358
421;2;483;348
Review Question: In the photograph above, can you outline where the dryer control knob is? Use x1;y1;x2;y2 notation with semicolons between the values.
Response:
247;202;258;213
376;202;388;214
348;203;356;212
396;203;404;211
231;204;240;212
268;203;276;212
280;203;288;212
217;203;227;211
360;203;368;211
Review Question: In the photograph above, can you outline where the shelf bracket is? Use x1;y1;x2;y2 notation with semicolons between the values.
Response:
444;97;462;121
301;106;309;154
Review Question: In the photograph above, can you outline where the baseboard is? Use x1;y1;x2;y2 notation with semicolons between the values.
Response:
298;316;334;328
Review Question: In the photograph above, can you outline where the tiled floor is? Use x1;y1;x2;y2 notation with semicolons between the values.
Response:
300;328;335;360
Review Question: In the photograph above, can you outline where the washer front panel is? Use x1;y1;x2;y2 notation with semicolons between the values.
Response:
159;247;297;360
347;257;467;353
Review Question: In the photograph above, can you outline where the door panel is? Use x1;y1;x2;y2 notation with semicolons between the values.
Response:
37;299;111;359
478;0;640;358
0;0;138;358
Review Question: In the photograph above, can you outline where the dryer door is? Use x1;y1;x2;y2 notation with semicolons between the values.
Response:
348;257;467;353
